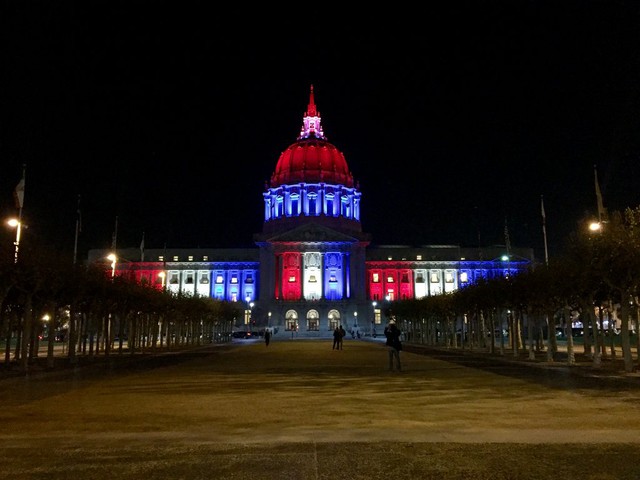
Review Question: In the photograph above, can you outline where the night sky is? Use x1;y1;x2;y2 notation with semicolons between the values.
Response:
2;2;640;263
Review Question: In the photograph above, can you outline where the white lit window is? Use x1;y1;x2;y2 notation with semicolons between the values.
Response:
216;275;224;284
430;273;439;283
372;273;380;283
445;272;454;283
289;276;296;282
460;272;468;283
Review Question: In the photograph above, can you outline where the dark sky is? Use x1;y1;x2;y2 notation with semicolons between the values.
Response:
2;2;640;263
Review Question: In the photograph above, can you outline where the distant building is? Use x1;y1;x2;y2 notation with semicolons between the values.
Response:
89;86;533;337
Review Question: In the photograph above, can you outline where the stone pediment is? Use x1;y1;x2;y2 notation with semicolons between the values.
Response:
267;223;358;243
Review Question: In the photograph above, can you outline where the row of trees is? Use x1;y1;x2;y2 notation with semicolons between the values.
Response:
390;207;640;373
0;239;242;373
3;206;640;373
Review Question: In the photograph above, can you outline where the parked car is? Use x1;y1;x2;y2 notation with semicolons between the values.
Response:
232;331;254;339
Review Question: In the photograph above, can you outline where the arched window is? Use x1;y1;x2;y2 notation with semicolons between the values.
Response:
328;309;341;331
285;310;298;331
306;309;320;331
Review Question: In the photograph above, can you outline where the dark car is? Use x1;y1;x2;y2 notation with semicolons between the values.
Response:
232;331;253;339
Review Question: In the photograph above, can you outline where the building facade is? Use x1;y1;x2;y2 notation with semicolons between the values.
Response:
88;86;533;337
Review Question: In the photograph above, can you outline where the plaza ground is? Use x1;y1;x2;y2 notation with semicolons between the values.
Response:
0;336;639;479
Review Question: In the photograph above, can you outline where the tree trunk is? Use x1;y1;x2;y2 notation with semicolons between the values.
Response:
586;304;602;368
608;300;616;359
527;311;535;360
46;307;56;369
618;300;634;373
546;311;557;363
598;305;607;358
20;297;33;373
564;306;575;366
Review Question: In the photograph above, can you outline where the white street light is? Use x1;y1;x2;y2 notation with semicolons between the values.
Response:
6;218;23;264
107;253;117;278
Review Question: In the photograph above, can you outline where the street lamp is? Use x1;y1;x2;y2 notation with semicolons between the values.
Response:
158;271;166;290
268;311;272;327
107;253;116;278
372;301;378;337
6;218;22;264
42;313;50;338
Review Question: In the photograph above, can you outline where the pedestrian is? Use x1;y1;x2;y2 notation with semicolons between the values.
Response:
265;329;271;347
332;326;341;350
384;318;402;371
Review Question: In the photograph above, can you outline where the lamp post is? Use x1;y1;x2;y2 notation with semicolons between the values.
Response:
6;218;22;264
354;311;358;338
107;253;117;279
158;271;166;291
372;301;378;337
268;311;272;327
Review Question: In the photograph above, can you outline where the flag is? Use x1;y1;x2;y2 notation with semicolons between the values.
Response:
594;165;606;221
540;195;546;222
140;232;145;262
14;177;25;209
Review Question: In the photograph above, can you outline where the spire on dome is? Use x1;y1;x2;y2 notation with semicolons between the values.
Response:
298;84;325;140
306;84;317;117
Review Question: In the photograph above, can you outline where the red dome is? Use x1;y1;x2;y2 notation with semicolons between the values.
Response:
271;137;354;187
269;85;354;188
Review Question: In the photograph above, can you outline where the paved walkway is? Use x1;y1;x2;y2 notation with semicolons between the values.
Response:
1;337;639;479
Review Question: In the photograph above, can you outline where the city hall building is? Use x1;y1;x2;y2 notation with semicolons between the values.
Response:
88;86;533;337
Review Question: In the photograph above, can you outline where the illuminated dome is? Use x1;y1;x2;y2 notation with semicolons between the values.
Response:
269;85;354;188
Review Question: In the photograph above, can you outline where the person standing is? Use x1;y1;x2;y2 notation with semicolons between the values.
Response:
384;319;402;371
332;326;341;350
265;329;271;347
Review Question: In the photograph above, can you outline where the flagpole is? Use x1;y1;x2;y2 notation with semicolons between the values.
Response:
73;194;81;265
541;195;549;266
111;216;118;251
504;216;511;278
594;164;606;223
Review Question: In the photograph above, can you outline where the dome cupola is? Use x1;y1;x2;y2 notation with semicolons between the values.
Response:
261;85;363;237
269;85;354;188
